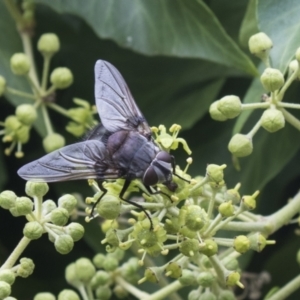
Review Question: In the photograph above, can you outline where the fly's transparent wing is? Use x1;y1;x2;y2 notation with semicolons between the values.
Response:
18;140;119;182
94;60;151;137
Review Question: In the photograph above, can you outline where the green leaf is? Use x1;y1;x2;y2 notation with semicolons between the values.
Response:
35;0;258;76
258;0;300;72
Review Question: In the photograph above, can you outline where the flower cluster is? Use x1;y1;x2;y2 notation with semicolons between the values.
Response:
210;32;300;157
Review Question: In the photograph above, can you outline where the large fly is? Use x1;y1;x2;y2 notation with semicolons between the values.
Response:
18;60;188;228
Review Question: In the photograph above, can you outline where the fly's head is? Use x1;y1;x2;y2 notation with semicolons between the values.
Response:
143;151;177;192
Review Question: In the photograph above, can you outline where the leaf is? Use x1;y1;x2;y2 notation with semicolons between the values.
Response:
35;0;258;76
258;0;300;72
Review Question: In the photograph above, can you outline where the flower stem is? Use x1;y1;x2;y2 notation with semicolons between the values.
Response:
146;279;183;300
277;102;300;109
279;108;300;131
115;276;149;299
41;56;51;91
6;87;36;100
47;102;71;118
241;102;270;110
0;236;31;269
41;104;53;135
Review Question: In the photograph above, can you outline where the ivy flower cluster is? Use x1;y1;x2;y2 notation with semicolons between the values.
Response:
0;33;97;157
210;32;300;157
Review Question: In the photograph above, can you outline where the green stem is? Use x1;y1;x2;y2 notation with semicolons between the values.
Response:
25;74;41;97
208;255;226;287
221;220;271;234
6;87;36;100
241;102;270;110
147;280;183;300
0;236;31;269
190;176;209;192
33;195;43;221
41;105;53;135
203;214;222;237
213;237;233;247
115;276;149;299
279;108;300;131
277;102;300;109
207;190;217;220
77;284;90;300
247;119;261;138
266;274;300;300
41;55;51;91
47;102;71;118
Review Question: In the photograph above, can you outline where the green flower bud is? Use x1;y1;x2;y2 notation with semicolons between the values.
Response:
226;271;242;287
223;257;239;271
23;221;44;240
75;258;96;284
10;53;31;75
197;272;215;287
90;270;110;289
188;290;201;300
0;76;6;96
43;133;65;153
65;263;81;287
228;134;253;157
206;164;226;183
108;248;124;261
58;289;80;300
179;269;196;286
179;238;199;257
37;33;60;57
289;59;300;78
241;191;259;210
209;101;227;121
199;239;218;257
184;205;209;231
218;201;234;217
164;217;180;234
0;190;17;209
0;270;15;285
233;235;250;253
165;261;182;279
218;290;236;300
96;194;121;220
199;291;217;300
260;68;285;92
141;267;160;283
113;284;128;299
261;109;285;132
95;285;112;300
34;292;56;300
15;196;33;215
102;255;118;272
5;115;22;132
15;124;30;144
120;257;139;283
93;253;106;268
248;232;275;252
0;281;11;299
18;258;35;277
54;234;74;254
217;95;242;119
248;32;273;60
65;223;84;241
58;194;77;213
25;181;49;198
15;104;37;125
50;207;69;226
225;187;241;204
50;67;73;89
42;199;57;215
295;47;300;63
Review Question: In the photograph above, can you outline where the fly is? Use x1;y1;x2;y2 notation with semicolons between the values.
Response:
18;60;188;228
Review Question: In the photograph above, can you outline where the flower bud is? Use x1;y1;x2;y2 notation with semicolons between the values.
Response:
206;164;226;183
141;267;160;283
217;95;242;119
179;238;199;257
96;194;121;220
0;76;6;96
226;271;243;288
42;199;57;215
23;221;44;240
58;289;80;300
188;290;201;300
184;205;209;232
55;234;74;254
34;293;56;300
248;232;275;252
37;33;60;57
16;104;37;125
10;53;31;75
199;239;218;257
228;134;253;157
18;258;35;277
225;187;241;204
241;191;259;210
93;253;106;268
5;115;22;131
209;101;227;121
75;258;96;284
248;32;273;60
15;196;33;215
0;190;17;209
218;290;236;300
199;291;217;300
90;270;110;289
25;181;49;198
218;201;235;217
178;269;196;286
65;223;84;241
50;67;73;89
15;124;30;144
0;270;15;285
102;255;118;272
65;263;81;287
0;281;11;299
95;285;112;300
43;133;65;153
51;207;69;226
223;257;239;271
197;271;215;287
113;285;128;299
233;235;250;253
58;194;77;213
165;261;182;279
260;68;284;92
260;109;285;132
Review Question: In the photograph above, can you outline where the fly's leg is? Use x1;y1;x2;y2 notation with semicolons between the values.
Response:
90;181;107;216
171;155;190;183
145;185;172;200
120;179;153;230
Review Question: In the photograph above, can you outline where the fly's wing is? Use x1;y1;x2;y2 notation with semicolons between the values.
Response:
18;140;119;182
95;60;151;137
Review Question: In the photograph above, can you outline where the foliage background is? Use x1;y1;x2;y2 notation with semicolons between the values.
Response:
0;0;300;299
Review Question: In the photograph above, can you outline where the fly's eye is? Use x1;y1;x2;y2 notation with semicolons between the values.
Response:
156;151;172;163
143;166;158;186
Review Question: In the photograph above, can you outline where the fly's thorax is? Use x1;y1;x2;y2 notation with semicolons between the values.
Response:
143;151;173;187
